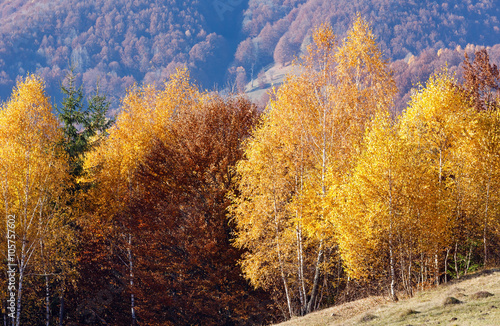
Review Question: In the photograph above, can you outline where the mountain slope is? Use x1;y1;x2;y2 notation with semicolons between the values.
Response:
237;0;500;109
237;0;500;69
0;0;248;106
0;0;499;109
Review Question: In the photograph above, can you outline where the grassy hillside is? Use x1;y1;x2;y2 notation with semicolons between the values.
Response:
274;269;500;326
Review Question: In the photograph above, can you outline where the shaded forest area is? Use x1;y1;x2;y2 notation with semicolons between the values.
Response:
1;15;500;325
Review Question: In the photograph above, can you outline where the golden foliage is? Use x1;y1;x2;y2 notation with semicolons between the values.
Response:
83;68;200;216
0;75;73;323
232;16;397;316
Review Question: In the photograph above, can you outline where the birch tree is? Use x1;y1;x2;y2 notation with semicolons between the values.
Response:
461;49;500;267
233;16;396;317
337;112;409;300
0;75;69;326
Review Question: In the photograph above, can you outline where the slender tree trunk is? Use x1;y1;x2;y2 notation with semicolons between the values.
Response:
41;241;50;326
435;252;439;285
279;263;292;317
407;252;413;297
444;249;449;283
59;290;64;326
344;275;351;302
295;140;307;316
295;224;306;315
127;234;137;326
15;266;23;326
420;253;424;291
407;234;413;296
483;169;492;267
316;272;328;311
302;102;328;315
279;256;293;319
306;241;324;313
45;274;50;326
272;191;293;318
424;260;428;286
465;243;473;275
389;242;397;301
388;172;398;301
399;245;407;295
454;241;459;279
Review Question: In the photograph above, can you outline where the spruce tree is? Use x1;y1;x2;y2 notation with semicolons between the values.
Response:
57;71;114;183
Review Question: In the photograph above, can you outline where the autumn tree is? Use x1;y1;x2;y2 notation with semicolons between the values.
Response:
338;70;474;298
461;50;500;266
337;112;408;300
399;71;474;285
123;95;274;325
53;70;116;325
0;75;71;326
79;68;201;325
463;49;500;112
233;16;397;318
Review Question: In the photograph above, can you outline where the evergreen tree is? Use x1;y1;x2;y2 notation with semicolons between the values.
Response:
56;71;114;325
57;70;113;182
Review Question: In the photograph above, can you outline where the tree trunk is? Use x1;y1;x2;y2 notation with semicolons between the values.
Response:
465;243;473;275
444;249;450;283
419;253;424;291
280;260;293;319
127;234;137;326
306;241;324;313
316;271;328;311
483;169;492;267
454;242;459;279
272;192;293;318
399;246;407;295
435;252;439;286
295;224;306;315
45;274;50;326
15;266;23;326
388;173;398;302
389;243;398;301
407;253;413;297
59;291;65;326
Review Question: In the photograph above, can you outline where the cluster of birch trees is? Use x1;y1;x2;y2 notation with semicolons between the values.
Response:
232;16;500;317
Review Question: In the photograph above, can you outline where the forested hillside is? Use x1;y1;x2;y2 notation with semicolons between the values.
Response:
0;0;499;109
237;0;500;108
239;0;500;67
0;0;246;108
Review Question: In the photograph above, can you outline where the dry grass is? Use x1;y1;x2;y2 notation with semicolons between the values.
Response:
273;268;500;326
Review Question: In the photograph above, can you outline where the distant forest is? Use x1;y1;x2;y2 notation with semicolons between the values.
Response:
0;0;499;110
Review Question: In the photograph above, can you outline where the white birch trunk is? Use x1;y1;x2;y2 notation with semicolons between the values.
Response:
45;274;50;326
306;241;324;313
128;234;137;326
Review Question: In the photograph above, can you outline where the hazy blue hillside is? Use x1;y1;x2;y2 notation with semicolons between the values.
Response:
236;0;500;109
0;0;499;109
0;0;249;108
237;0;500;71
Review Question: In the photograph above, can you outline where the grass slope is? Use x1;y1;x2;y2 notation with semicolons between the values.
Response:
274;269;500;326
